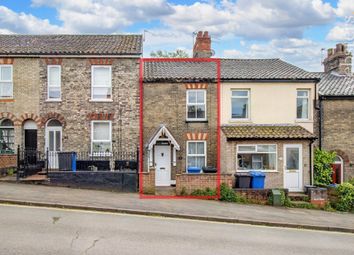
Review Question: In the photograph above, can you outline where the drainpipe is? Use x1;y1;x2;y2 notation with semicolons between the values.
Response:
318;96;323;149
309;139;315;185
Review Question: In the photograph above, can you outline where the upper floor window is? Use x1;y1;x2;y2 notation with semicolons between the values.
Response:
91;121;112;155
231;90;249;119
91;66;112;101
0;65;13;99
296;90;309;120
47;65;61;100
186;90;206;121
0;119;14;154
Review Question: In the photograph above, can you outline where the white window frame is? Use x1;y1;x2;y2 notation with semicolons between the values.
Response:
186;140;207;171
186;89;207;121
47;65;61;101
91;120;112;156
0;65;13;99
231;89;250;120
236;144;277;172
91;65;112;102
296;89;310;120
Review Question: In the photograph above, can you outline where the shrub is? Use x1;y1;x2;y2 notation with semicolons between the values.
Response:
314;148;336;186
219;183;247;203
190;187;216;197
335;183;354;212
268;189;291;206
180;187;188;196
348;178;354;186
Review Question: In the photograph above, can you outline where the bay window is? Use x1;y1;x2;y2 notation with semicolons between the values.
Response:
91;66;112;100
237;144;277;171
186;90;206;121
47;65;61;100
187;141;206;169
296;90;309;120
91;121;112;154
0;65;13;99
231;90;249;119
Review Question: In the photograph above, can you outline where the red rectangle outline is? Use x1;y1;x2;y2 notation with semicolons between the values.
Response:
139;58;221;199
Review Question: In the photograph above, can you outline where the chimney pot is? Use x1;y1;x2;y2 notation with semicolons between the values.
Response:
193;30;212;58
324;43;352;75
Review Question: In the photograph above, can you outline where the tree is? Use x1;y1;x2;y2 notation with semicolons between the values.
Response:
150;49;189;58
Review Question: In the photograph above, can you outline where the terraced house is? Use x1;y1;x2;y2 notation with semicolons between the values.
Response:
0;35;142;171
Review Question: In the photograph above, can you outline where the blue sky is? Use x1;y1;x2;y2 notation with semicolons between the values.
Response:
0;0;353;71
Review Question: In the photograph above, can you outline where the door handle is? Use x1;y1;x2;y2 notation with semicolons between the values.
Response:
160;167;165;170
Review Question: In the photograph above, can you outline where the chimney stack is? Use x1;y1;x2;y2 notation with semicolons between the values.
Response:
323;43;352;75
193;31;212;58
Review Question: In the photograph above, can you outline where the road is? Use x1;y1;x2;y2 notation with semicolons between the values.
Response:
0;204;353;255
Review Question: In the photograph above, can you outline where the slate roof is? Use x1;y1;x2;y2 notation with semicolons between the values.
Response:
316;72;354;96
221;124;316;140
144;59;319;82
0;35;142;55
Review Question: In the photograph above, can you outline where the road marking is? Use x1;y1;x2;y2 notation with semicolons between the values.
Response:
0;203;352;236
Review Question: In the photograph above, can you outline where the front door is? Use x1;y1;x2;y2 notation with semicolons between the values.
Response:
45;127;62;169
284;144;303;192
155;145;171;186
25;129;38;164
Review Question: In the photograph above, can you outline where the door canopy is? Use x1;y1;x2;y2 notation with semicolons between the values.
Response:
147;125;180;150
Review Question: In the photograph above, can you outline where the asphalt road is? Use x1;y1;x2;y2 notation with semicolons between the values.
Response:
0;204;353;255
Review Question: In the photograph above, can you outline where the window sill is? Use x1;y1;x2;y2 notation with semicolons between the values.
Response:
89;99;113;102
229;119;251;123
236;170;278;173
185;120;208;123
295;119;313;123
0;98;14;103
45;99;62;102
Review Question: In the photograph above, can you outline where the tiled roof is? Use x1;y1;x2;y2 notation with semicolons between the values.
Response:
143;59;319;81
316;72;354;96
0;34;142;55
221;124;316;139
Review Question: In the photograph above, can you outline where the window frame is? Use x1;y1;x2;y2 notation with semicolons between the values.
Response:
0;65;13;99
91;65;112;102
231;89;250;121
47;65;61;101
236;144;277;172
0;119;15;154
90;120;112;155
186;89;207;121
296;89;310;121
186;140;207;171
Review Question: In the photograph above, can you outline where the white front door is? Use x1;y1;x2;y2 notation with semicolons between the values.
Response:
45;126;62;169
284;144;303;192
155;145;171;186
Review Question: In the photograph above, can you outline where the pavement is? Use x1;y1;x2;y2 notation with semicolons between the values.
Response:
0;183;353;233
1;204;354;255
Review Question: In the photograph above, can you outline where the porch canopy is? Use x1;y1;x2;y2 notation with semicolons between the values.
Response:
147;125;180;167
221;124;317;140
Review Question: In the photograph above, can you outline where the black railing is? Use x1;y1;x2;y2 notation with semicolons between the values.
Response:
17;147;139;179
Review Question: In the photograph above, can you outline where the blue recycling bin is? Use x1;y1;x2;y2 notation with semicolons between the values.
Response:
71;152;77;172
187;167;202;174
250;171;266;189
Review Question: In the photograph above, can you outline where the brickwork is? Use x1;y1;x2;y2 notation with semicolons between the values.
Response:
37;58;140;152
0;154;17;169
142;168;155;194
143;82;217;181
320;99;354;181
221;131;312;189
175;173;232;194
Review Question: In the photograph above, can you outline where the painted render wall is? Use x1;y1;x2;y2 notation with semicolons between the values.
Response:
221;82;316;132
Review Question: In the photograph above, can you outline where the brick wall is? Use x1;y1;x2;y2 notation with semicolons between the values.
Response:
221;132;312;189
320;99;354;180
0;154;17;169
143;82;218;180
176;173;232;194
141;168;155;194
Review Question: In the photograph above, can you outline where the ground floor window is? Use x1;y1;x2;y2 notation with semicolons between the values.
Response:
91;121;112;154
187;141;206;169
0;119;14;154
237;144;277;171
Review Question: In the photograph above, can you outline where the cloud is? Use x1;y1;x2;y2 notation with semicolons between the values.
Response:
223;38;327;71
31;0;174;33
0;6;68;34
335;0;354;17
326;23;354;42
